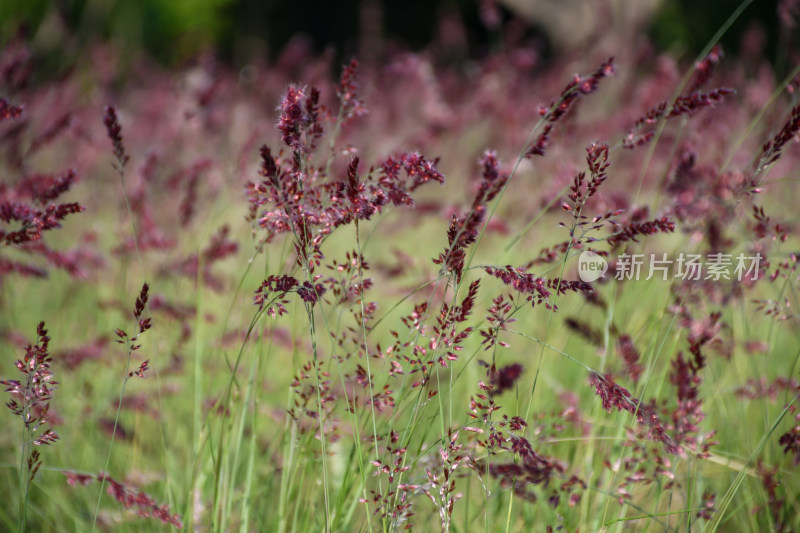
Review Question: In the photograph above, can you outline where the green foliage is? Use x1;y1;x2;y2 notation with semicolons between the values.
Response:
1;0;234;65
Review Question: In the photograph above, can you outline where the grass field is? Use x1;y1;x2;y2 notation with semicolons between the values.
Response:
2;7;800;532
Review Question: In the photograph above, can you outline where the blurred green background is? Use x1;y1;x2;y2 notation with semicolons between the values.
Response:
0;0;794;75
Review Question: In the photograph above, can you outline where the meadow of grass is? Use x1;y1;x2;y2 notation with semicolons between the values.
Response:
2;5;800;532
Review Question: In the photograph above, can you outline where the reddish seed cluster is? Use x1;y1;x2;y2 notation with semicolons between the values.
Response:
322;250;373;306
361;430;416;528
479;295;515;350
687;45;724;94
0;197;84;246
277;84;323;153
565;317;604;347
288;359;337;435
585;142;610;199
64;471;183;528
488;435;584;507
134;283;150;328
761;104;800;167
250;64;446;331
663;310;723;457
735;377;800;401
466;361;585;511
526;241;573;267
489;362;524;394
697;491;717;520
420;429;467;531
433;151;509;282
248;78;444;284
669;88;735;116
0;33;31;90
337;58;368;120
296;280;326;305
606;215;675;249
113;283;153;378
484;265;592;311
484;266;551;303
550;58;616;123
381;152;446;196
253;274;299;316
430;280;480;366
1;322;60;481
566;174;585;209
752;205;788;243
434;213;477;282
103;105;130;170
617;334;644;383
467;368;505;448
566;142;612;215
623;77;735;149
527;57;615;158
252;273;325;311
590;371;636;413
589;372;679;454
756;463;791;531
778;412;800;465
0;166;85;249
